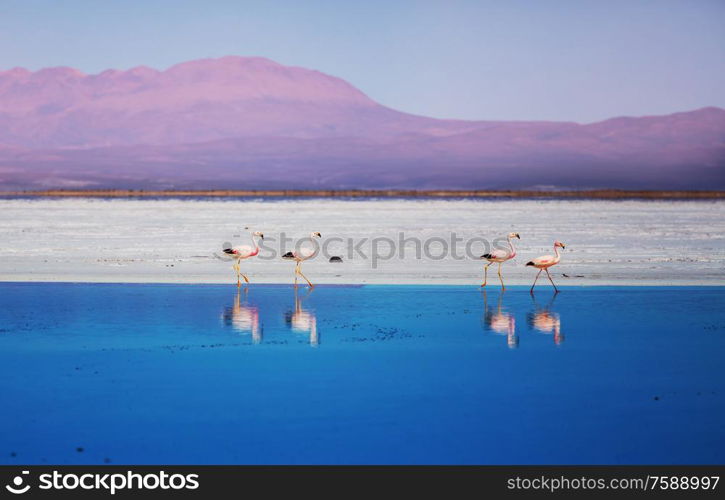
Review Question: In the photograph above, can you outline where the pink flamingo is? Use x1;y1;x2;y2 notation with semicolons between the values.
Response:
526;241;566;293
222;230;264;287
480;232;520;289
282;232;322;287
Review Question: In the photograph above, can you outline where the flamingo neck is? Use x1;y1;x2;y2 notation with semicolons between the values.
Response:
507;236;517;257
553;244;561;262
250;233;261;256
305;239;320;260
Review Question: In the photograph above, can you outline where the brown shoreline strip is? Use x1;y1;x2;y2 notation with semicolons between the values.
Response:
0;189;723;199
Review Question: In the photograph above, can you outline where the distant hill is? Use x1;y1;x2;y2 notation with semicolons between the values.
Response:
0;56;723;190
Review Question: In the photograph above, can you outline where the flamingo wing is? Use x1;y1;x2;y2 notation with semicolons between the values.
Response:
489;248;512;261
527;254;555;267
284;247;315;260
232;245;256;258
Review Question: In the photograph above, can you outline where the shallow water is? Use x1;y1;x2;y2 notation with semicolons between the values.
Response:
0;283;723;464
0;198;724;285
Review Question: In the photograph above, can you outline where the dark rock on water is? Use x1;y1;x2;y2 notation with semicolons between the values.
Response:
329;256;343;263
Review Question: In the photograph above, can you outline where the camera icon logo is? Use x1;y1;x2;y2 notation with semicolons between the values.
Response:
5;471;31;495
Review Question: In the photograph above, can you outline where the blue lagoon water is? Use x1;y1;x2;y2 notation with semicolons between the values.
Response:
0;283;723;464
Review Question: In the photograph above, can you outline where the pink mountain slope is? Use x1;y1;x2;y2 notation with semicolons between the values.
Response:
0;56;723;190
0;56;479;148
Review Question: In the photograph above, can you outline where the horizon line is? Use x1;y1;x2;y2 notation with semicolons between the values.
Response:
2;189;723;200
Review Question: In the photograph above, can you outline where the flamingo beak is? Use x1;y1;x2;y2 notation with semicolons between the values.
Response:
516;233;521;239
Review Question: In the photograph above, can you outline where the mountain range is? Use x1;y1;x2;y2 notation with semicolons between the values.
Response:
0;56;723;190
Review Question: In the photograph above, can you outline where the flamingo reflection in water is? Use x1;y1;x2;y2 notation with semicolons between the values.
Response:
285;287;319;346
221;288;262;344
527;293;563;345
481;291;518;348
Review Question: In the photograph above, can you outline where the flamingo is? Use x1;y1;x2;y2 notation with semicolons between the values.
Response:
480;232;520;289
282;232;322;287
222;230;264;287
526;241;566;293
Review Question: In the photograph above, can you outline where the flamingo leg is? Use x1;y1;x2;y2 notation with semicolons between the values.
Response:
481;262;491;287
297;263;314;288
545;268;559;293
294;262;299;287
233;262;241;287
498;262;505;290
530;269;542;293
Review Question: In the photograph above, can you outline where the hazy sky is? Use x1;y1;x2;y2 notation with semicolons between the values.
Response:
1;0;723;122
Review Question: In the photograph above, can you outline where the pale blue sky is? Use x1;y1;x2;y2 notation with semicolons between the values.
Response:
1;0;723;122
